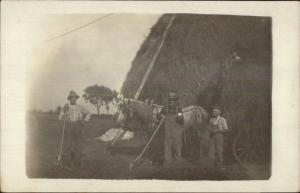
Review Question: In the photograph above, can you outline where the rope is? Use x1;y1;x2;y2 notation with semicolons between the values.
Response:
45;14;113;42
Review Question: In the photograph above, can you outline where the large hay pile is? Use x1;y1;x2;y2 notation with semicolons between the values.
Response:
121;14;271;161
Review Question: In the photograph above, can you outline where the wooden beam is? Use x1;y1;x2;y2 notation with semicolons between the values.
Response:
134;15;176;99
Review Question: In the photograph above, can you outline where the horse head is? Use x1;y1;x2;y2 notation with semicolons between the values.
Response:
180;105;209;129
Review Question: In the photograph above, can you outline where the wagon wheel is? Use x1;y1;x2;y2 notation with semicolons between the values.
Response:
232;130;262;166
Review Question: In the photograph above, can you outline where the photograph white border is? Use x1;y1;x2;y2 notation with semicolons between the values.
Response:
1;1;299;192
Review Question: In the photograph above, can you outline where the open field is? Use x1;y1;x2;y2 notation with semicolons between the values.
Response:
26;112;269;180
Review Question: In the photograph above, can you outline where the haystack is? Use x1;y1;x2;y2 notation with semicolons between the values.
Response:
121;14;271;161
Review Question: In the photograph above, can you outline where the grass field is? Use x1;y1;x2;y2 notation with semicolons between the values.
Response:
26;112;269;180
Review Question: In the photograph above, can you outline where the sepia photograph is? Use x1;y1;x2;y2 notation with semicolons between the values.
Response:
1;1;299;192
26;13;271;180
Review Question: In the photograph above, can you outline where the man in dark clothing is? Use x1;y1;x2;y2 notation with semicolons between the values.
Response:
161;92;185;165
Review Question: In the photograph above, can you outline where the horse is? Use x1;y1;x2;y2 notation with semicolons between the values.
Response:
180;105;209;158
115;98;154;130
116;97;209;160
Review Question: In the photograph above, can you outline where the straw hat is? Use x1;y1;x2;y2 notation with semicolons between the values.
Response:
212;106;222;114
67;90;79;100
168;92;178;99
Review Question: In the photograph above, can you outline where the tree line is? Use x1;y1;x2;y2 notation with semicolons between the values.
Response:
33;84;119;114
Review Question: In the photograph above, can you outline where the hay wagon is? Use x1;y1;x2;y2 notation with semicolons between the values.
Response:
231;108;271;167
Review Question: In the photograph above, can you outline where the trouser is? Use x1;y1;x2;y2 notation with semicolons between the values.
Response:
61;121;84;168
164;130;183;164
163;114;184;165
147;123;165;166
209;132;223;168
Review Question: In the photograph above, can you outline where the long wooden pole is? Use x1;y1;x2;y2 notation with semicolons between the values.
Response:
134;15;176;100
56;117;66;165
129;116;165;170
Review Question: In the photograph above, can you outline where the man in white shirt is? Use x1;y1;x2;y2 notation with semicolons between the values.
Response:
208;106;229;170
59;90;91;168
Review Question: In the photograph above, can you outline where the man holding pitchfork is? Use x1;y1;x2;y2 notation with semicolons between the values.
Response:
58;90;91;169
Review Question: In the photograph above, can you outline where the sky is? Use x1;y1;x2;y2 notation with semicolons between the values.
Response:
28;14;161;111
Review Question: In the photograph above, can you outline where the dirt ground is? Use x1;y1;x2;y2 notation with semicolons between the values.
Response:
26;112;270;180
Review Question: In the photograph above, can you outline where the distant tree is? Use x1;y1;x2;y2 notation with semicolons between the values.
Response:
83;85;119;115
84;84;114;102
84;84;113;101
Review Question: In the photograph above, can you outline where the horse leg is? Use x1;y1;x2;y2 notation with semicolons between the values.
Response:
192;127;199;158
183;128;194;159
182;131;187;157
194;127;204;158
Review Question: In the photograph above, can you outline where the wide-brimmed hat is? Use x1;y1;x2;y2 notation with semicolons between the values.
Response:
67;90;79;100
168;92;178;99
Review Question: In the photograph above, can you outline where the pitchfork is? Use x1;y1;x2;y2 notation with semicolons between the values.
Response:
129;116;165;171
56;115;66;166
